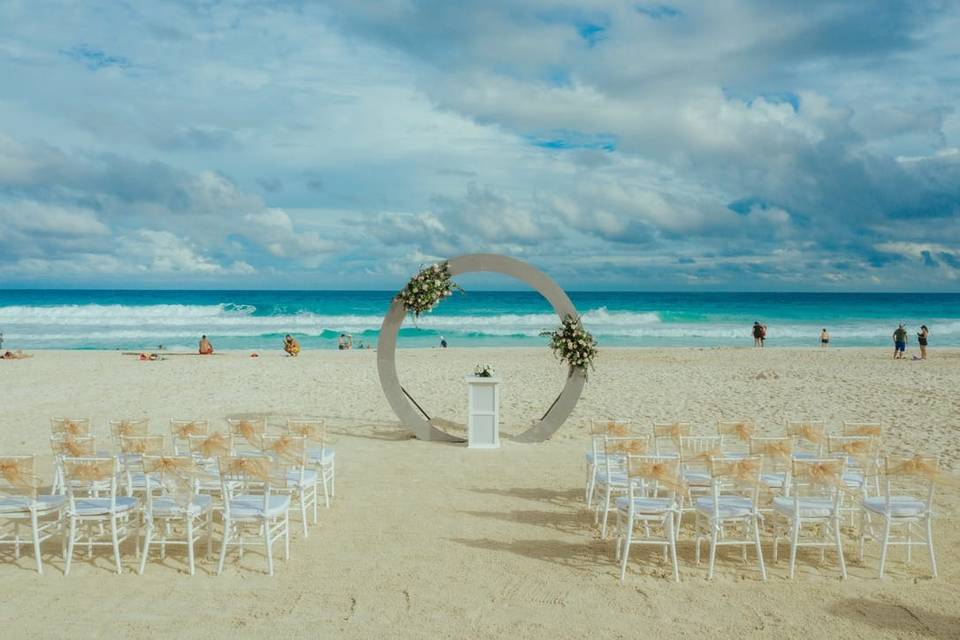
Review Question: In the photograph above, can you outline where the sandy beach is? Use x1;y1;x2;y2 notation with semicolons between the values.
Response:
1;347;958;639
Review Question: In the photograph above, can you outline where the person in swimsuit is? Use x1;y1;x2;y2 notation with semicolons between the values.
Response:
752;321;763;348
820;328;829;348
199;335;214;355
918;325;929;360
283;334;300;357
892;324;907;359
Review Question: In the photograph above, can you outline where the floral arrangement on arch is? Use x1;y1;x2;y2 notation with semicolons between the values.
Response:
394;261;463;317
549;315;598;377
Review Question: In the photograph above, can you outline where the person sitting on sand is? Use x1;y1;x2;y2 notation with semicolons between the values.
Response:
1;350;31;360
820;328;830;348
199;335;214;355
892;324;908;360
284;334;300;357
918;325;929;360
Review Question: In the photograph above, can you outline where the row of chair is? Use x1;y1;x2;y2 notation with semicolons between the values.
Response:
583;419;942;582
0;417;336;576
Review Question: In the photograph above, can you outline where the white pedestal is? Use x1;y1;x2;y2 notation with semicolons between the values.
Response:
465;376;501;449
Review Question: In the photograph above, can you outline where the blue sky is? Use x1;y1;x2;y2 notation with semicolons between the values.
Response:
0;1;958;291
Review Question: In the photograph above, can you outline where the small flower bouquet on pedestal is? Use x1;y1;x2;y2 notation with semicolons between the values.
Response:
473;364;495;378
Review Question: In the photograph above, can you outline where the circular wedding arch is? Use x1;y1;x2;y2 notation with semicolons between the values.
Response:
376;253;586;443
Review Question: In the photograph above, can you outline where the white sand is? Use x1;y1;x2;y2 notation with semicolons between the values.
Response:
0;347;958;638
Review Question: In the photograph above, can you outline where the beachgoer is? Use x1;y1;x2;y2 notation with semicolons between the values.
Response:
752;321;763;348
820;328;830;348
918;325;929;360
337;334;347;350
760;324;767;347
440;336;448;348
1;350;31;360
284;334;300;357
892;324;908;359
199;335;214;355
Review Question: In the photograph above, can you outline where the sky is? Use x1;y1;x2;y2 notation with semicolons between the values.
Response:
0;0;959;291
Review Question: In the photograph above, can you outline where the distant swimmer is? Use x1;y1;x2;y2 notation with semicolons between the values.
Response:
892;324;907;360
820;328;830;348
440;336;448;348
199;335;214;355
284;334;300;357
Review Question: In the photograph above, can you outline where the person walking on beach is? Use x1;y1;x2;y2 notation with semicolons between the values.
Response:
283;334;300;357
892;324;908;359
440;336;448;348
820;328;830;348
918;325;929;360
752;321;763;348
199;335;214;355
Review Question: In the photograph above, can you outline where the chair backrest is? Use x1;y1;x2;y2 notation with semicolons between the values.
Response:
706;455;763;511
679;436;723;472
170;420;209;454
51;417;92;437
786;420;826;455
588;420;630;463
626;455;683;499
189;432;232;461
218;455;283;519
287;418;326;445
262;434;308;471
841;421;882;439
717;420;754;451
227;417;265;451
119;435;165;456
0;455;38;500
141;455;203;514
749;436;794;476
827;435;880;475
882;455;940;509
789;458;846;506
62;456;119;505
110;418;149;444
652;422;690;455
602;436;650;477
50;435;97;457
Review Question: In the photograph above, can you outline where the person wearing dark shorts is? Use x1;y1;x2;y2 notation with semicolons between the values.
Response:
918;325;929;360
892;324;908;359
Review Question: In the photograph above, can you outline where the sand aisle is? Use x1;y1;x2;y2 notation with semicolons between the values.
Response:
0;348;957;638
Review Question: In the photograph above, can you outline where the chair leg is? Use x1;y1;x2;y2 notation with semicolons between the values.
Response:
926;516;937;578
833;516;847;579
139;521;152;575
206;509;214;560
264;519;274;576
707;522;718;580
788;519;800;579
300;493;309;537
31;511;43;575
858;508;866;561
186;518;195;576
878;518;891;578
65;517;77;576
619;516;633;581
217;519;230;575
667;516;680;583
753;515;767;581
600;489;612;538
313;480;320;523
111;516;122;574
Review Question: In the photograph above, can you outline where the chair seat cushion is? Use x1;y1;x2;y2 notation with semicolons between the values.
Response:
773;496;835;518
694;496;754;519
862;496;927;517
150;494;213;517
307;449;335;464
227;494;290;518
842;471;865;488
682;470;711;486
596;472;628;486
760;472;787;488
0;494;67;514
72;496;138;516
287;469;318;487
615;496;674;513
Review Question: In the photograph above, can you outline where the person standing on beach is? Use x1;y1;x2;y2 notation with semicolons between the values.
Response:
283;334;300;357
918;325;929;360
752;321;763;347
440;336;448;348
820;328;830;348
199;335;214;355
892;324;908;359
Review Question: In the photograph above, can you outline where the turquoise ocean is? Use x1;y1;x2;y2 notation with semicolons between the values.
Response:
0;290;958;351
